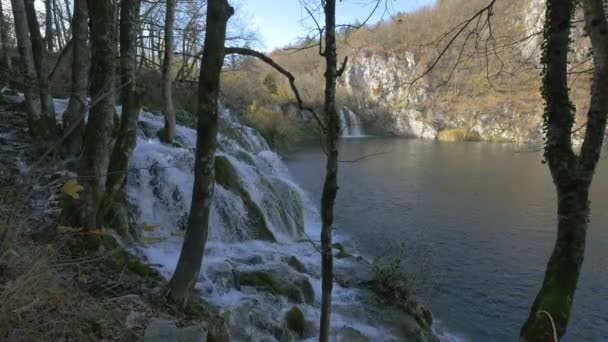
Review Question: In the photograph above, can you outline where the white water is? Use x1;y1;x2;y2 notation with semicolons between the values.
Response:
120;108;429;341
340;107;366;138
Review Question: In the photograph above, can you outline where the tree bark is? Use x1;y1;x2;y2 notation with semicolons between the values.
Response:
99;0;142;224
520;0;608;340
45;0;54;51
24;0;56;124
319;1;341;341
0;1;12;86
77;0;117;231
62;0;88;156
10;0;50;140
167;0;234;308
160;0;176;143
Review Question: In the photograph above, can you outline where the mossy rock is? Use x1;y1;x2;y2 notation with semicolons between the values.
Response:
239;270;314;304
215;156;275;241
285;306;305;337
332;242;353;259
285;256;307;273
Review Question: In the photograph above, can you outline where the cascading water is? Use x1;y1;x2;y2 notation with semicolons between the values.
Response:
340;107;365;138
121;107;436;341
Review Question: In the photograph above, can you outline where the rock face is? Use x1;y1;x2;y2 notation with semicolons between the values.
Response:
337;0;591;144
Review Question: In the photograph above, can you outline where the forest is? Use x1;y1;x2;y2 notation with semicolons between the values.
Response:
0;0;607;341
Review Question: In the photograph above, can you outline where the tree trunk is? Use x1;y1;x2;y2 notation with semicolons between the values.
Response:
62;0;88;157
0;1;11;86
24;0;56;123
45;0;54;51
10;0;50;140
77;0;117;231
99;0;142;224
160;0;176;143
319;1;340;341
167;0;234;308
520;0;608;340
52;0;64;50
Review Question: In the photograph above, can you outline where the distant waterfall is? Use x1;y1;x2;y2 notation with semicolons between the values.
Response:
340;107;365;137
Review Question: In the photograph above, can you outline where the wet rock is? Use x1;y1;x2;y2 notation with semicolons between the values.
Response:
125;311;146;329
238;267;315;304
144;318;207;342
230;298;295;341
334;256;375;288
284;255;306;274
336;327;371;342
285;306;305;337
404;300;433;331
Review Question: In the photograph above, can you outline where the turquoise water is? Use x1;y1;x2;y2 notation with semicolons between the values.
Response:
286;138;608;341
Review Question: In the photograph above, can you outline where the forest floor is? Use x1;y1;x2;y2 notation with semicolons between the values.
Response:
0;105;226;341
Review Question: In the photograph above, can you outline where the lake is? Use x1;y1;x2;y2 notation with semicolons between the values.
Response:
285;138;608;341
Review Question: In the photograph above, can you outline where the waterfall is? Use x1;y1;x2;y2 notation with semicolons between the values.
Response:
122;106;424;341
127;108;310;242
340;107;365;137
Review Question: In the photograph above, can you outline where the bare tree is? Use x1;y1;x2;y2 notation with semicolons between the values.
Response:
62;0;88;156
11;0;55;141
167;0;234;307
24;0;56;123
0;0;12;86
520;0;608;340
99;0;142;228
45;0;54;51
77;0;117;230
160;0;176;143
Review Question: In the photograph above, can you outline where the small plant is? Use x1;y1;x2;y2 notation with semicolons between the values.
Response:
372;255;410;303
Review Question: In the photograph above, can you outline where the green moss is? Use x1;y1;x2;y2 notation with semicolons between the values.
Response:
99;235;162;280
215;156;275;241
239;271;313;304
285;306;305;337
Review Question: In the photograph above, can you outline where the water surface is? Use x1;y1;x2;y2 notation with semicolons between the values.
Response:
286;138;608;341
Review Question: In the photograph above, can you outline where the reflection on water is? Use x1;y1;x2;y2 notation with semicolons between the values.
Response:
286;138;608;342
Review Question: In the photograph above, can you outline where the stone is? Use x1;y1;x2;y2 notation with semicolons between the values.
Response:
404;300;433;331
284;255;306;274
334;257;375;288
238;265;315;304
125;311;146;329
285;306;305;337
336;327;371;342
144;318;208;342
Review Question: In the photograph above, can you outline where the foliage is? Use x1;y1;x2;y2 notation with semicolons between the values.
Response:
372;255;410;303
243;101;303;152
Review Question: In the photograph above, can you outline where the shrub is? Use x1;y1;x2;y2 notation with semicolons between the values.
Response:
372;255;410;303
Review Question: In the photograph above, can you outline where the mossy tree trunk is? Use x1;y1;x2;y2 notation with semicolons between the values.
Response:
76;0;117;231
167;0;234;308
99;0;142;228
62;0;88;157
520;0;608;340
160;0;176;143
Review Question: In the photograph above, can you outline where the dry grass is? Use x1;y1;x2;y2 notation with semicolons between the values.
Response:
0;237;133;341
438;128;482;142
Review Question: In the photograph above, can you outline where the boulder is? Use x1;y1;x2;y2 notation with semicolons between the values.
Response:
334;256;375;288
284;255;307;274
238;266;315;304
285;306;305;337
144;318;207;342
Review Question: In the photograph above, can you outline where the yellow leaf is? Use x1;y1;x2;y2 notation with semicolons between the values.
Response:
87;230;108;236
141;236;166;244
63;179;84;199
170;230;186;237
142;223;158;232
46;244;55;252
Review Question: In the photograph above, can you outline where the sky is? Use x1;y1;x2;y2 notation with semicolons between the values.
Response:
240;0;436;51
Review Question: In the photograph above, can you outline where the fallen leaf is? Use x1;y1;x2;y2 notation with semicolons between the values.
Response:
63;179;84;199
